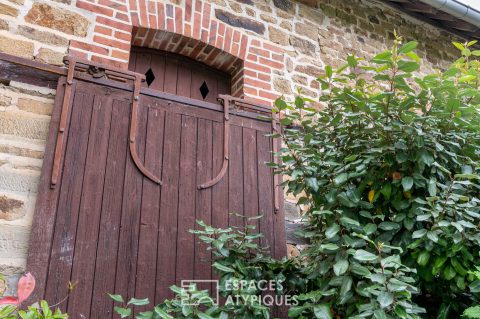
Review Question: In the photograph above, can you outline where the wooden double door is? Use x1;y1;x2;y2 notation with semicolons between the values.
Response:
27;55;286;318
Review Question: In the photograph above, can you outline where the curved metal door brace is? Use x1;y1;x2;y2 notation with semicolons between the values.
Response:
129;76;162;185
198;95;230;190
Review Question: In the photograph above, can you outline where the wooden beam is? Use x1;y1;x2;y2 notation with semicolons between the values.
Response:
0;52;66;89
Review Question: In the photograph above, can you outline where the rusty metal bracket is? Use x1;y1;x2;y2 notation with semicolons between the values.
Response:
198;95;230;190
51;60;76;188
129;75;162;185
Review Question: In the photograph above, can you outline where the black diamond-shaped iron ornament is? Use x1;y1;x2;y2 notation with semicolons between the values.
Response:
145;68;155;87
199;81;209;99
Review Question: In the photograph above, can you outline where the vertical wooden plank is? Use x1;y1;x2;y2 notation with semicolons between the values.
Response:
228;125;244;228
134;52;152;88
190;64;204;101
135;107;165;305
114;101;148;301
44;90;94;308
256;132;275;255
150;54;166;92
211;121;228;238
26;78;66;302
175;115;197;286
163;56;178;94
216;74;230;96
128;51;137;73
155;111;182;303
176;63;192;98
242;127;259;237
203;69;218;104
67;92;114;317
273;137;287;259
194;119;213;292
90;99;130;318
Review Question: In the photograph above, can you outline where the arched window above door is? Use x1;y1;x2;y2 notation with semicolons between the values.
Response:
129;47;232;104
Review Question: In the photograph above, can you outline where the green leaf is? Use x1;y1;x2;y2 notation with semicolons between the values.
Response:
398;41;418;54
354;250;378;262
334;259;349;276
306;177;320;192
127;298;150;306
417;251;430;266
314;304;332;319
325;223;340;239
198;313;215;319
401;177;414;191
443;265;456;280
155;306;174;319
434;256;448;269
325;65;333;78
373;309;388;319
347;55;358;67
427;231;438;243
334;173;348;185
452;41;465;50
395;305;408;318
340;217;360;227
114;307;132;318
378;222;400;231
363;223;377;235
372;51;391;64
212;262;235;273
380;184;392;200
469;280;480;293
377;291;394;308
137;311;154;319
398;61;419;72
274;98;288;110
412;229;427;239
288;306;306;317
467;40;477;47
427;178;437;196
419;149;434;166
350;263;371;276
459;74;476;82
109;294;125;303
320;243;339;251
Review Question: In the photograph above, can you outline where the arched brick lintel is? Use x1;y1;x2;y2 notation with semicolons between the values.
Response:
71;0;285;104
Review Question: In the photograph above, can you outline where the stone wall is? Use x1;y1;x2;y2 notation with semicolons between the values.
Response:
0;81;55;294
0;0;466;292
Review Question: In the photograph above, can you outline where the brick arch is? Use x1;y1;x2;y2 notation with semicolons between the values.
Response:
131;28;245;97
72;0;285;103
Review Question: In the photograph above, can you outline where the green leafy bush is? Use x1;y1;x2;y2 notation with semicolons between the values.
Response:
274;35;480;318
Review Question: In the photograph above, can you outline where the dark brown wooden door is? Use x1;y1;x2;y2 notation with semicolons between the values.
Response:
129;48;231;104
27;59;286;318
